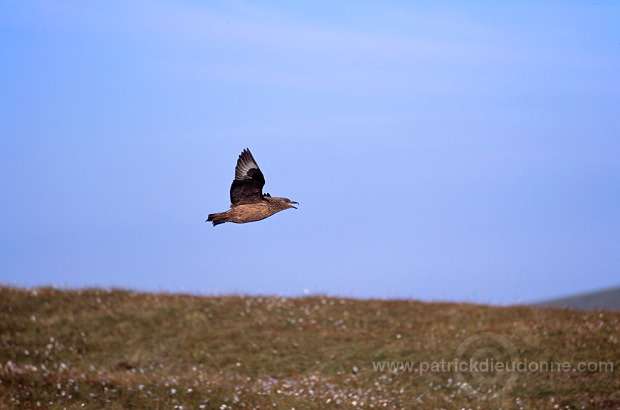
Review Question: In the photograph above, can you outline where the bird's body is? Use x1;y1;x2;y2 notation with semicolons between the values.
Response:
206;149;298;226
208;198;294;225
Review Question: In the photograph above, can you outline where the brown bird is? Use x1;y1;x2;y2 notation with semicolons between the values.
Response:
206;148;298;226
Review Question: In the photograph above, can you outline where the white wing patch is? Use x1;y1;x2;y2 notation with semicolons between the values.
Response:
235;149;260;181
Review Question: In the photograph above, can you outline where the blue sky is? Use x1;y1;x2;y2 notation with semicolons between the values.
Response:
1;1;619;304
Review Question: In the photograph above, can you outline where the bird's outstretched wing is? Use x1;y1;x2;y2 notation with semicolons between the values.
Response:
230;148;266;205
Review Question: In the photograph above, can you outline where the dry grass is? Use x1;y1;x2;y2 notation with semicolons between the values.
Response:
0;286;618;409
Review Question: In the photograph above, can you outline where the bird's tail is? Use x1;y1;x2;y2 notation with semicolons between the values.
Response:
206;212;228;226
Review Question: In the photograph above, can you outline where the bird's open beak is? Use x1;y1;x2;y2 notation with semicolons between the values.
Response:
290;201;299;209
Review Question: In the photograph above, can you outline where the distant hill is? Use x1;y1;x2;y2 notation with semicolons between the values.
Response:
534;286;620;311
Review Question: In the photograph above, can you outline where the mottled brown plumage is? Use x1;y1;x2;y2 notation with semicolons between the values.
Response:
206;149;298;226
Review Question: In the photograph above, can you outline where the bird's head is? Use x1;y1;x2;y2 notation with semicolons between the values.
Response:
268;196;299;211
284;198;299;209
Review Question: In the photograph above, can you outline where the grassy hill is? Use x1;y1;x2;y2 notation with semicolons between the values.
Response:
1;286;618;409
534;286;620;311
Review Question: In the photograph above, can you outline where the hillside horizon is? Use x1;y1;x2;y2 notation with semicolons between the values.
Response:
1;285;618;408
4;281;619;307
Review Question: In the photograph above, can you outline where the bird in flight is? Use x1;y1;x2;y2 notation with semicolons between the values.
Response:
206;148;298;226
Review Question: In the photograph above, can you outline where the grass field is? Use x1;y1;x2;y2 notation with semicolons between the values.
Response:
1;286;618;409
